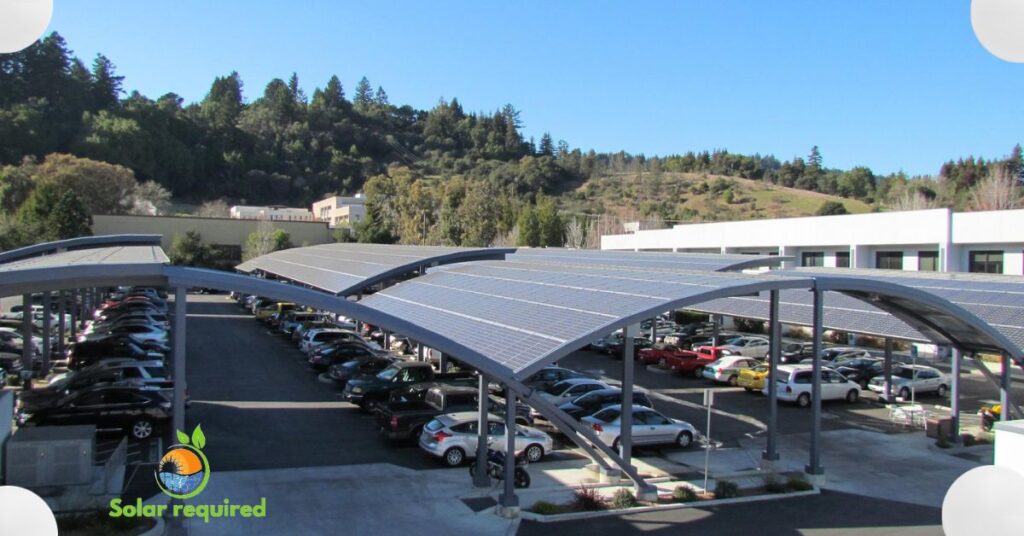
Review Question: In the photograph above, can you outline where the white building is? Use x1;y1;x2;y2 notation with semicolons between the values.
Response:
229;205;314;222
601;208;1024;275
311;195;366;228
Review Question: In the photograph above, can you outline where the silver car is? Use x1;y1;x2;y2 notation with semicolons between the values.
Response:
868;364;949;401
418;411;554;467
582;404;697;450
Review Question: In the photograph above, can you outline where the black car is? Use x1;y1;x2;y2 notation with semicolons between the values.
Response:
308;342;381;372
779;342;815;364
0;351;25;380
521;366;591;392
835;358;889;389
558;388;655;420
327;355;396;387
67;337;165;370
607;336;653;360
18;386;171;439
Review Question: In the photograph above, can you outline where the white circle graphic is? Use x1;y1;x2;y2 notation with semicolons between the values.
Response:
0;486;58;536
972;0;1024;63
0;0;53;53
942;465;1024;536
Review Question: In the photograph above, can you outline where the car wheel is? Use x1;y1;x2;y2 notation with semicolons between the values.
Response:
130;420;153;439
937;384;948;398
516;416;531;426
845;389;859;403
728;375;738;387
797;393;811;408
658;358;667;368
899;387;911;400
611;437;621;452
443;447;465;467
859;379;868;390
514;468;531;489
675;431;693;448
692;367;703;379
525;444;544;463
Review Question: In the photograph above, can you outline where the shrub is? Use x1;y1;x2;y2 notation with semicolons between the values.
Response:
764;474;787;494
572;485;607;511
610;488;639;509
714;480;739;499
529;501;563;515
733;318;765;334
786;477;813;492
672;485;698;503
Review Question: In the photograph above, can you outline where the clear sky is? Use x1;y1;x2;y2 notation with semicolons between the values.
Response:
45;1;1023;176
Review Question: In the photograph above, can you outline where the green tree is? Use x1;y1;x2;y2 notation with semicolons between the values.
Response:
355;202;396;244
353;77;374;111
536;195;563;247
50;190;92;239
168;231;215;267
90;54;124;110
516;204;541;247
30;153;138;215
816;200;849;216
538;133;554;156
242;220;293;260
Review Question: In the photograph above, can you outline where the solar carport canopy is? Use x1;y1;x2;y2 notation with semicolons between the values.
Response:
0;245;169;296
358;259;811;378
235;243;513;296
510;248;787;272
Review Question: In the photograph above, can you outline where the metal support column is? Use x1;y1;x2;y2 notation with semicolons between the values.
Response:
498;386;519;509
57;290;66;359
20;293;33;380
172;287;187;435
711;315;719;347
763;289;780;461
439;353;448;373
41;292;51;375
417;344;424;363
949;348;962;444
649;318;656;343
1001;353;1012;421
474;374;491;487
621;324;635;470
806;287;824;476
883;338;894;402
69;290;77;341
383;330;391;351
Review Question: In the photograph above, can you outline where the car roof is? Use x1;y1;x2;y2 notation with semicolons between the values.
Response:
776;364;840;373
580;387;647;396
558;378;605;386
592;404;657;413
441;411;501;424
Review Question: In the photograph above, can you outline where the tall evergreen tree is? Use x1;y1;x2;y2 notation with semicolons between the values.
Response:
539;133;554;156
516;204;540;247
353;76;374;111
91;54;124;109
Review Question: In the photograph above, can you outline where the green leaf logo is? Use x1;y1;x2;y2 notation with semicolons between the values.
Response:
191;424;206;450
176;430;190;445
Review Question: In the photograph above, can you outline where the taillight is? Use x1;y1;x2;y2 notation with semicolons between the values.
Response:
390;416;399;430
592;423;603;432
433;431;451;442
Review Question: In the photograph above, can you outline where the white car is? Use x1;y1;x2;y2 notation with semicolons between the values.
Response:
717;336;770;358
763;364;862;407
582;404;697;450
867;364;949;401
418;412;554;467
533;378;610;415
298;328;361;354
702;355;762;385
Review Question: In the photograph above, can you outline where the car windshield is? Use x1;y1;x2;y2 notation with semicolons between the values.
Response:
725;337;744;345
545;381;571;395
424;419;444;433
895;368;919;379
377;367;399;380
775;369;792;383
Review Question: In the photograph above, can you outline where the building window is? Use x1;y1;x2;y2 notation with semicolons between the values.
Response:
969;251;1004;274
835;251;850;268
801;252;824;267
876;251;903;270
918;251;939;272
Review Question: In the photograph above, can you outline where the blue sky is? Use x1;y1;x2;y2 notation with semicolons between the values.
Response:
46;1;1022;176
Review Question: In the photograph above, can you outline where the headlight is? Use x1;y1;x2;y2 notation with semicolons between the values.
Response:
351;387;363;394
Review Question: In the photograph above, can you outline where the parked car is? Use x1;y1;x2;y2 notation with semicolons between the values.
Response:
637;343;690;366
737;364;770;392
299;328;362;354
779;342;815;364
588;331;623;353
0;328;41;356
66;337;165;370
582;405;697;450
702;356;762;385
833;357;886;389
308;342;382;372
0;351;25;383
342;361;476;410
81;323;168;346
662;333;714;350
377;385;478;441
717;336;770;358
800;347;873;366
279;312;325;335
558;388;654;420
535;378;611;410
665;346;722;378
867;364;949;401
607;336;653;360
17;386;172;439
763;364;862;407
19;359;170;412
418;412;553;466
326;355;397;387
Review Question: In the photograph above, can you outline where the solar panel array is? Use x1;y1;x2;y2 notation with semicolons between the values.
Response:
510;248;786;272
235;243;512;295
0;246;168;271
359;259;808;377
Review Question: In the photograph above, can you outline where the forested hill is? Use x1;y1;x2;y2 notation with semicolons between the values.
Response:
1;32;1022;247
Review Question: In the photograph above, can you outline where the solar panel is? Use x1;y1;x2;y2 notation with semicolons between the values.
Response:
510;248;786;272
0;246;168;271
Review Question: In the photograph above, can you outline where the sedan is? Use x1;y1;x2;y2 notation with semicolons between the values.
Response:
717;336;770;358
18;386;171;439
702;356;762;385
737;364;770;392
308;343;382;372
327;355;396;387
868;364;949;401
583;405;697;450
419;412;554;466
834;358;886;389
558;388;654;420
535;378;610;407
606;336;653;360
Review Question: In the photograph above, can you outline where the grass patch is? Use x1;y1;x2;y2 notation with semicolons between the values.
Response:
786;477;814;492
528;501;571;515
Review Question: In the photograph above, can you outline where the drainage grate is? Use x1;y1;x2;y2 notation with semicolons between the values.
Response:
461;497;498;512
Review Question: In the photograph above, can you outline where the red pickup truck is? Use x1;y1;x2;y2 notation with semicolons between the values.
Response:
665;346;727;378
637;343;692;366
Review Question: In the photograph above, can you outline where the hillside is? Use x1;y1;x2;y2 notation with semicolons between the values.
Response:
562;171;873;224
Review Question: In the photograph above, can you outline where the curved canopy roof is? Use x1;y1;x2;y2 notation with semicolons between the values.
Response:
509;248;788;272
0;245;168;296
0;234;162;265
235;243;513;295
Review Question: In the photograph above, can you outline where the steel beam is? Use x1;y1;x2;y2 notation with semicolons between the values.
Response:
763;289;780;461
57;290;66;359
474;373;490;487
883;338;894;402
41;292;51;375
806;287;824;476
621;323;635;470
949;348;962;444
172;287;187;435
970;354;1023;418
1001;353;1012;421
20;293;32;378
499;386;518;508
69;289;77;341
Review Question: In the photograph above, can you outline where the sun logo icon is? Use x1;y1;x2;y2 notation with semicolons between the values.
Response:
156;424;211;499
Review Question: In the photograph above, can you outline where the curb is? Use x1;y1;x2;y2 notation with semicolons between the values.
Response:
519;488;820;522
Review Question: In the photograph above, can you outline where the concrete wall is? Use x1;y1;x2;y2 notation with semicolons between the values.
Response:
0;390;11;484
92;215;333;252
